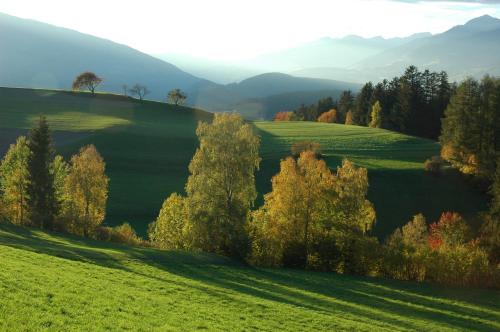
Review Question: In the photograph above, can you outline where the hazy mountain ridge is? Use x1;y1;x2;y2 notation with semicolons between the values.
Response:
0;12;209;101
352;15;500;81
2;12;498;119
0;12;359;118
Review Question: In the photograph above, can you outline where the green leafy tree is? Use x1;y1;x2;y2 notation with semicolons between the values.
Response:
0;137;31;225
27;116;57;229
369;101;383;128
185;113;260;257
62;145;109;236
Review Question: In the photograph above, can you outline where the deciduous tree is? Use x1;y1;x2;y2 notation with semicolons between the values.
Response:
185;113;260;257
317;109;337;123
72;72;102;95
51;155;69;214
129;84;150;101
148;193;188;249
345;110;354;125
250;152;376;268
369;101;382;128
62;145;109;236
167;89;187;106
0;137;31;225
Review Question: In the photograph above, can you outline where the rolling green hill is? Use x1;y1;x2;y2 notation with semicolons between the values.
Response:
0;87;487;237
1;223;499;331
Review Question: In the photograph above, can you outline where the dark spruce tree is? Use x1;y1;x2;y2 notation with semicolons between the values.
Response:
28;116;56;229
440;76;500;178
353;82;374;125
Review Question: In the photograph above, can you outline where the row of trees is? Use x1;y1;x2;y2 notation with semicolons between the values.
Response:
1;113;498;287
439;75;500;262
72;72;187;105
352;66;451;138
0;117;109;236
275;66;451;139
147;113;498;287
382;212;495;287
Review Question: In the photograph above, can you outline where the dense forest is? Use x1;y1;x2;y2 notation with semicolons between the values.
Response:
278;66;452;139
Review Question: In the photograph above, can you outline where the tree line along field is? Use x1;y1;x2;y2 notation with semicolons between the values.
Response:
0;87;487;237
0;223;498;331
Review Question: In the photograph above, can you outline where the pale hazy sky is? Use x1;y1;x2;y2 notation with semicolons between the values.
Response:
0;0;499;59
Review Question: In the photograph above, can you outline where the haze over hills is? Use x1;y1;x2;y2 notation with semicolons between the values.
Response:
0;12;211;101
2;12;499;120
0;12;358;118
192;73;360;119
244;33;432;73
160;15;500;84
156;33;431;84
353;14;500;82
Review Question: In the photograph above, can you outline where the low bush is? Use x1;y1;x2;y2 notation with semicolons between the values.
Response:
424;156;444;174
291;141;321;158
94;223;142;246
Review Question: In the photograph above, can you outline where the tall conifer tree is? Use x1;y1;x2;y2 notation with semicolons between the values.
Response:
27;116;56;229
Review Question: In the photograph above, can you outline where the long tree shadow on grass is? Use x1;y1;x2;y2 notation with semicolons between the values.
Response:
2;223;499;331
136;255;500;332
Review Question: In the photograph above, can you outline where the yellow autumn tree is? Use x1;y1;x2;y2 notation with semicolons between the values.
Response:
345;110;354;125
250;151;335;266
369;101;382;128
317;109;337;123
0;136;31;225
250;151;376;268
62;145;109;236
334;159;376;234
148;193;189;249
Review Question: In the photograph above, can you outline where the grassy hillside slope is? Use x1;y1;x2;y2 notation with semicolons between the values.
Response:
255;121;487;236
0;87;487;237
1;223;499;331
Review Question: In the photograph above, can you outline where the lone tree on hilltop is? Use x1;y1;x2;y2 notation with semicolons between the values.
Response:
72;72;102;95
168;89;187;106
129;84;149;101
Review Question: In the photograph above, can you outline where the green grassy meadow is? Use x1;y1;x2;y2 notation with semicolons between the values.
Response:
0;87;487;237
1;223;499;331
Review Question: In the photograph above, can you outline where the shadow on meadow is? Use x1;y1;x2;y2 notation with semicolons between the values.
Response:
254;126;487;239
1;223;498;331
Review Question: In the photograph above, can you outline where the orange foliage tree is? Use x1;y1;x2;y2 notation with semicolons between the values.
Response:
317;109;338;123
273;111;293;121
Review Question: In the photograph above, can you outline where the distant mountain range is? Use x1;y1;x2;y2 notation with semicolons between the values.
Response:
1;12;499;120
0;12;357;119
0;12;207;101
352;15;500;82
160;15;500;84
